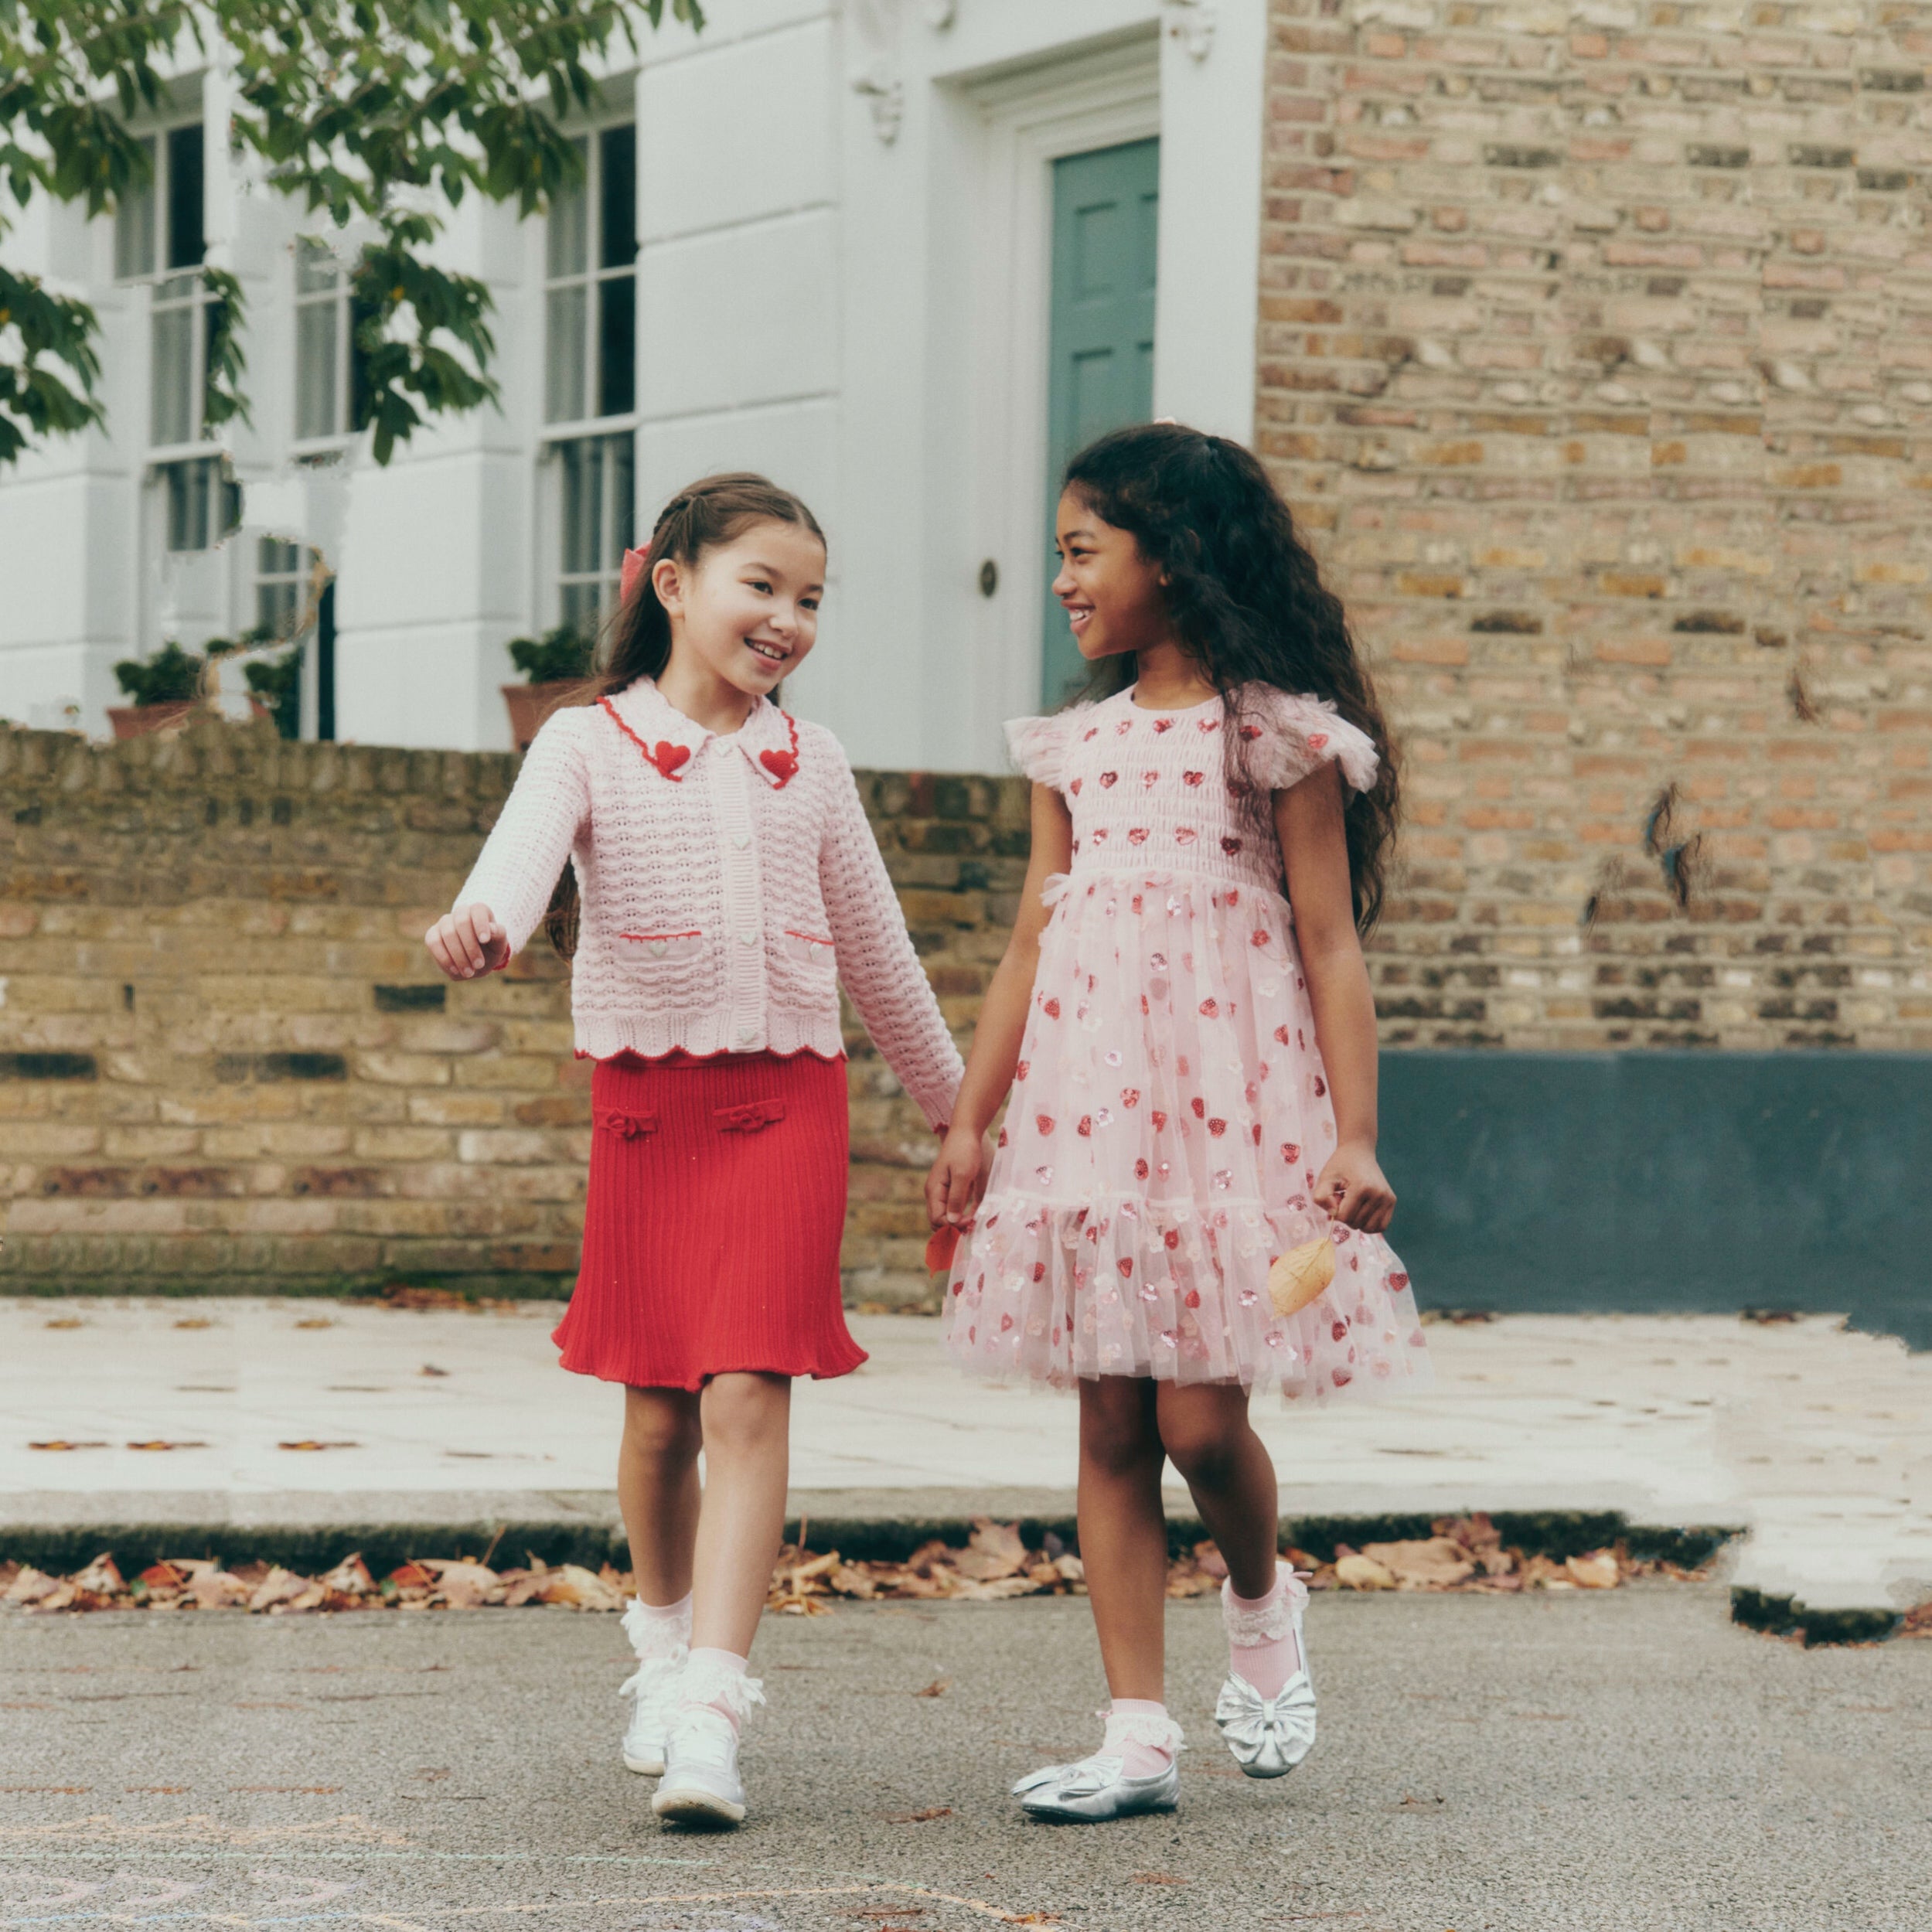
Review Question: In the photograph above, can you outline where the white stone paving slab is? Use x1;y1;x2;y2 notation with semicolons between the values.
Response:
2;1299;1927;1611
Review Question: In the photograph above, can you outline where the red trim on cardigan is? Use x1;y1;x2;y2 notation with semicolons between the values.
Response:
599;697;690;781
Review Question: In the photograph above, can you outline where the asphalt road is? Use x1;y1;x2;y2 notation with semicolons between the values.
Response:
2;1586;1927;1932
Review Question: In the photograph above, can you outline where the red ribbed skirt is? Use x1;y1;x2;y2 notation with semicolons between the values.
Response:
554;1049;863;1391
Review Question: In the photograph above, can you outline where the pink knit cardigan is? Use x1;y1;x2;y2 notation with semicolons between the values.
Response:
455;678;963;1130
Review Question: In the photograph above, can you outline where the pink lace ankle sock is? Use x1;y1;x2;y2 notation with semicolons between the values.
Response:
1103;1699;1177;1777
1223;1566;1303;1701
684;1646;752;1733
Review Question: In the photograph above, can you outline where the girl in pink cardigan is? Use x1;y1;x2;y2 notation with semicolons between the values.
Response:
425;474;962;1829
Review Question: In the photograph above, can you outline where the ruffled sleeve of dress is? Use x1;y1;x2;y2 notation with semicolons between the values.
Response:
1003;707;1087;792
1239;687;1381;796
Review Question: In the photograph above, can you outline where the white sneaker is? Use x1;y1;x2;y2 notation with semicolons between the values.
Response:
1012;1709;1184;1823
618;1599;690;1777
1215;1566;1316;1777
651;1659;766;1829
618;1651;685;1777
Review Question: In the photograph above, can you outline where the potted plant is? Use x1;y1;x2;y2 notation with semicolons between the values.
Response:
503;625;596;751
244;645;302;739
109;641;210;738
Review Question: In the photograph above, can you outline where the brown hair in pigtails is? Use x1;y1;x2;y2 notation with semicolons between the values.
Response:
539;472;826;958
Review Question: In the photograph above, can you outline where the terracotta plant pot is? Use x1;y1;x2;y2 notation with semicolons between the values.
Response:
503;681;584;752
107;701;196;740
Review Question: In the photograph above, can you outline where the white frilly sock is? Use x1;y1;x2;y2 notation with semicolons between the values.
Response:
1222;1563;1308;1700
622;1592;692;1661
680;1647;766;1735
1102;1698;1184;1777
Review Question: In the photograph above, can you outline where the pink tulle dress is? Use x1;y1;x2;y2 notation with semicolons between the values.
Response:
942;683;1430;1401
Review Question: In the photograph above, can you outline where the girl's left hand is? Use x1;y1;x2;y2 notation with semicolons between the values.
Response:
925;1124;991;1228
1312;1141;1396;1234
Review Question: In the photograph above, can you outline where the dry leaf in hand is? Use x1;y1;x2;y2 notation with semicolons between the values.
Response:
1267;1236;1334;1317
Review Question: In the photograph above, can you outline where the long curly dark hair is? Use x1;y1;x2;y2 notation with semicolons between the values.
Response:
1061;422;1400;932
538;472;826;957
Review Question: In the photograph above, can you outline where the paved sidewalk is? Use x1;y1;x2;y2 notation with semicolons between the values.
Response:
3;1299;1928;1613
3;1589;1929;1932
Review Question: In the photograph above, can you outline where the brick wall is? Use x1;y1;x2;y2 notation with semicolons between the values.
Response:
0;720;1027;1305
1260;0;1932;1048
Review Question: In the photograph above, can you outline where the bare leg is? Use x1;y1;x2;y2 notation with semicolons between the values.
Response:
618;1385;704;1600
1153;1382;1280;1600
689;1371;792;1658
1075;1376;1169;1703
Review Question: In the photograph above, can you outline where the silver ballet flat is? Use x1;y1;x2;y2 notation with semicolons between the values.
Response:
1013;1752;1180;1822
1216;1563;1317;1777
1014;1707;1184;1821
1214;1665;1317;1777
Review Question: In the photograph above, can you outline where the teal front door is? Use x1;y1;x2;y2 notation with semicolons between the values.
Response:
1040;136;1160;709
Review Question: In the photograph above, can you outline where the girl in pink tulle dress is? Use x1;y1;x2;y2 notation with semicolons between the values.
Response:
927;423;1428;1823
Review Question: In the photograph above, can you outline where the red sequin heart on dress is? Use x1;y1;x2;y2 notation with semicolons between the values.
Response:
649;741;690;779
759;747;799;782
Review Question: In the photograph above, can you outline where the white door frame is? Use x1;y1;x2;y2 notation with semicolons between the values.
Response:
948;35;1161;745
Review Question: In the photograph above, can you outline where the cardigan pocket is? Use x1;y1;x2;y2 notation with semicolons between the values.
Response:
781;929;837;969
617;929;706;968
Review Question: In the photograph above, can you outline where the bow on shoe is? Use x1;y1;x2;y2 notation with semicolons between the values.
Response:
714;1100;786;1133
1214;1669;1317;1776
1013;1756;1123;1801
597;1109;659;1139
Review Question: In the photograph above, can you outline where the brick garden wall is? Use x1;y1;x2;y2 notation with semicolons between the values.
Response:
0;719;1025;1305
1260;0;1932;1048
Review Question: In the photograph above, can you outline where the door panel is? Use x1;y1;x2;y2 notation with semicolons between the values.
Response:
1040;136;1160;710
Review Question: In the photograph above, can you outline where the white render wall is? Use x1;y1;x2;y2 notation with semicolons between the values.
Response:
0;0;1269;772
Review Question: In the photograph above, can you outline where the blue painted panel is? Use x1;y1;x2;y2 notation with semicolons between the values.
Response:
1040;137;1160;710
1378;1051;1932;1348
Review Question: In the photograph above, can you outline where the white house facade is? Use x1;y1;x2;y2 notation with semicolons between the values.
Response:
0;0;1269;773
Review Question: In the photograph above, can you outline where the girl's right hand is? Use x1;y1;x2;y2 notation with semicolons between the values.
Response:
925;1123;990;1228
425;904;509;980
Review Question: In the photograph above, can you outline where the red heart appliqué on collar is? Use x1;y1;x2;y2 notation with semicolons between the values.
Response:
760;748;799;782
649;741;691;779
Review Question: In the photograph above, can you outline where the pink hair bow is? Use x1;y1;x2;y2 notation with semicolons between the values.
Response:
619;546;650;605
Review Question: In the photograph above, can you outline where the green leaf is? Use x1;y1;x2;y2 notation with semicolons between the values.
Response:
2;0;704;463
